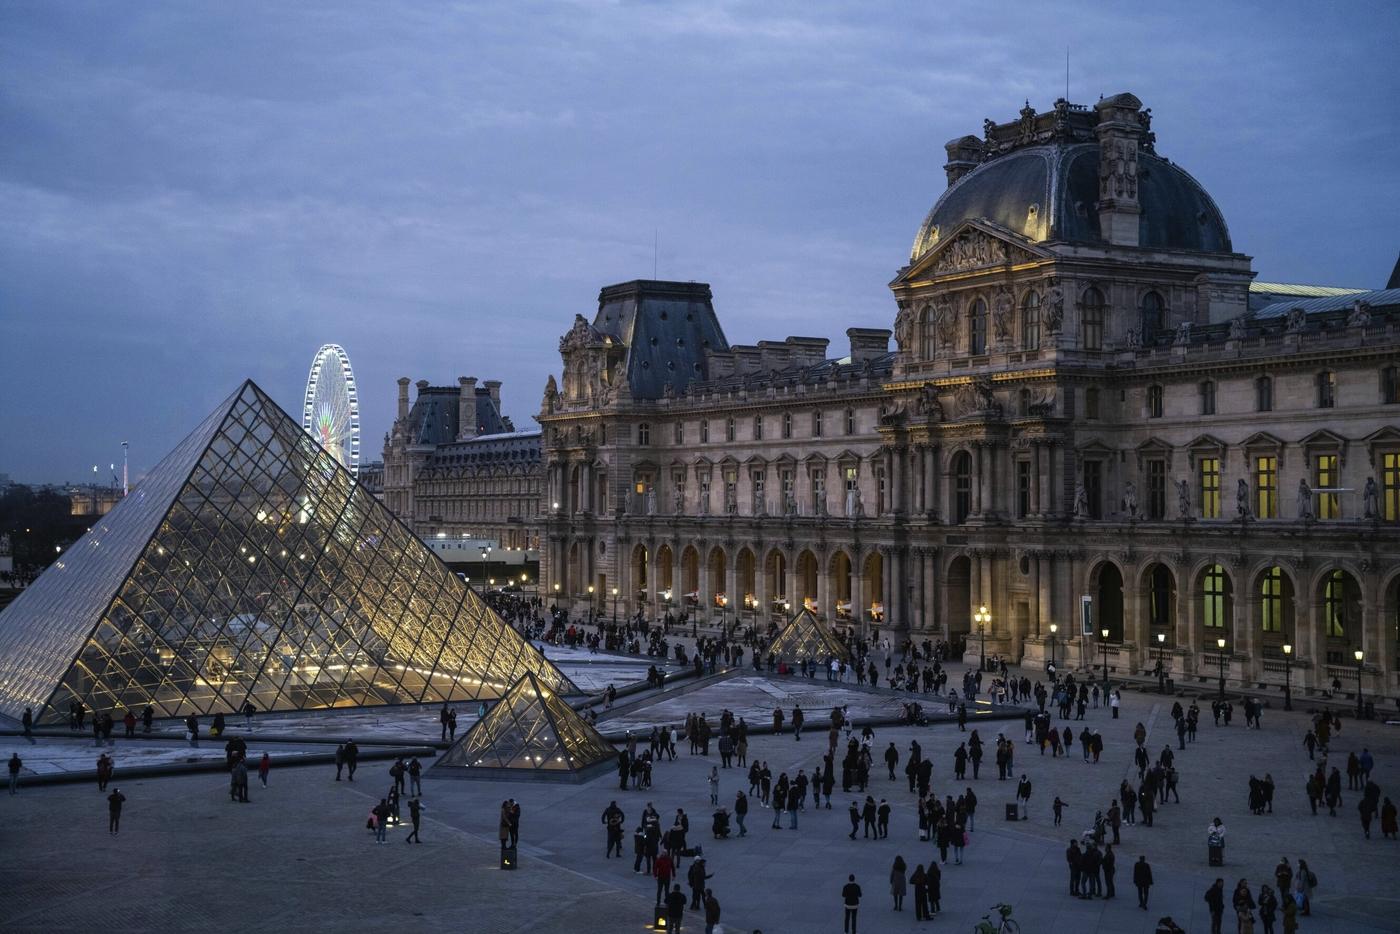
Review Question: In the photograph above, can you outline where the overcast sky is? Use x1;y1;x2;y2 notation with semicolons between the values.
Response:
2;1;1397;483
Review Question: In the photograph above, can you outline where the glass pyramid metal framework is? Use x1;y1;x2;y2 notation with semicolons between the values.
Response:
434;671;617;781
767;608;852;665
0;380;574;726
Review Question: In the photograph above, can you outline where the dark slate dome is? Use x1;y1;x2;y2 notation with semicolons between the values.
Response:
911;142;1232;261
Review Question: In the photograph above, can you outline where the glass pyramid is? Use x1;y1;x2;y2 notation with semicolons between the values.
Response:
767;608;852;665
434;671;617;780
0;380;574;726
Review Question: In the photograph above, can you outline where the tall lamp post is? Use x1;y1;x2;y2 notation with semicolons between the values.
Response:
611;586;619;626
1049;623;1058;669
1100;627;1110;683
1156;632;1166;693
587;584;595;625
1216;636;1227;699
974;605;990;672
1354;649;1365;719
478;544;492;586
1281;643;1293;711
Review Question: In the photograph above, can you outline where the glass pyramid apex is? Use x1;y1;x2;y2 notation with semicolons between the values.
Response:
435;670;617;780
767;608;852;665
0;380;574;725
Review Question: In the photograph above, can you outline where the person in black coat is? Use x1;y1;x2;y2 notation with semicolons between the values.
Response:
1204;878;1225;934
665;884;687;932
1133;855;1153;909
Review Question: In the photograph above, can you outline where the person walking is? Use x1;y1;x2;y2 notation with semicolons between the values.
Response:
655;851;675;906
1294;859;1316;916
96;753;113;792
708;766;719;806
1133;855;1153;910
1205;878;1226;934
890;855;907;911
107;788;126;835
910;864;927;920
404;797;423;843
665;884;687;933
21;708;36;744
258;752;270;788
734;790;748;837
702;889;721;934
8;753;22;795
334;742;346;781
841;874;862;934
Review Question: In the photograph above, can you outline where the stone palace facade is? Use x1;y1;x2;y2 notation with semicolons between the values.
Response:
535;92;1400;698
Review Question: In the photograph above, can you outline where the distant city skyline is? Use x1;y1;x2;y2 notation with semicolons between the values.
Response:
3;1;1398;482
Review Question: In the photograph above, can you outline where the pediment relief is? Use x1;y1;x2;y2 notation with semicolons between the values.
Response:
902;221;1045;282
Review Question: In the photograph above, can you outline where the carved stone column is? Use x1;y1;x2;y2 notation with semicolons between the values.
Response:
1037;553;1053;638
1029;552;1042;637
817;552;832;624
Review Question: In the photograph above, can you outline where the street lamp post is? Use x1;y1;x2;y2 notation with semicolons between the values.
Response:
611;586;618;626
587;584;595;626
1100;627;1110;683
1354;649;1365;719
478;544;492;586
1049;623;1058;669
1216;636;1227;699
974;605;990;672
1282;643;1293;711
1156;632;1166;693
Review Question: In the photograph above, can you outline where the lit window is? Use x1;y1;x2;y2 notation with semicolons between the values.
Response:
1260;567;1283;633
1383;452;1400;522
1255;455;1278;519
1202;564;1227;628
1315;454;1339;519
1081;287;1105;350
1199;457;1221;519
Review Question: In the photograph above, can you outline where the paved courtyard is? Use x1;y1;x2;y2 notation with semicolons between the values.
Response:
2;672;1398;933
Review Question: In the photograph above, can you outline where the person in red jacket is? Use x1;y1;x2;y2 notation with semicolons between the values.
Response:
654;852;674;906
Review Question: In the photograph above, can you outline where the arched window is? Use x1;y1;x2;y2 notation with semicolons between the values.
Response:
1323;569;1351;637
1140;291;1166;339
969;300;987;355
1148;565;1174;628
1147;384;1164;419
1255;375;1273;412
1202;564;1229;628
952;451;972;523
920;304;937;359
1021;292;1041;351
1081;287;1106;350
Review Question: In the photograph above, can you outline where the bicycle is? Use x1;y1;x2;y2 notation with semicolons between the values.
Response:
972;902;1020;934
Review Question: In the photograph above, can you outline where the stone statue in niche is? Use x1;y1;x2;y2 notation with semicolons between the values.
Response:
1228;315;1248;340
1027;390;1055;417
894;302;916;354
1176;479;1191;519
937;306;957;348
1285;307;1307;333
1073;482;1090;519
1236;478;1252;520
845;487;864;519
1122;481;1139;519
1348;300;1372;328
645;490;657;516
1173;322;1193;347
1043;282;1065;334
1296;478;1313;520
992;292;1013;344
783;489;797;516
1124;327;1142;349
672;490;685;515
1363;476;1380;519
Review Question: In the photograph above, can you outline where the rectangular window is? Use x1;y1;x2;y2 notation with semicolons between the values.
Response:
876;465;887;516
1260;568;1282;633
1256;376;1273;412
844;466;858;493
810;470;826;514
673;422;683;445
753;416;763;441
698;474;711;511
1317;371;1336;408
1016;459;1031;518
1146;459;1166;520
1202;565;1226;628
1199;456;1221;519
782;413;792;440
1315;454;1339;519
1384;453;1400;522
1383;367;1400;405
1085;388;1100;420
812;411;823;438
1200;381;1216;416
637;423;650;445
725;417;736;443
780;469;795;512
751;471;765;512
700;419;709;444
1255;455;1278;519
1147;385;1163;419
723;468;738;513
1083;460;1103;520
844;409;855;435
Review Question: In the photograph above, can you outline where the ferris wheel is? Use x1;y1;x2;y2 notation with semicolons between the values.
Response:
302;344;360;470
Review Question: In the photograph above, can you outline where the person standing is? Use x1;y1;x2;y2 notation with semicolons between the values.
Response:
734;790;748;837
655;851;675;906
404;797;423;844
910;864;927;919
1133;855;1153;910
841;874;862;934
334;743;347;781
1294;859;1316;916
408;757;422;796
258;753;270;788
1102;844;1116;900
665;884;687;933
708;766;719;806
1257;884;1278;934
702;889;721;934
107;788;126;835
345;740;359;781
7;753;21;795
1205;878;1226;934
96;753;113;792
889;856;907;911
1232;879;1256;933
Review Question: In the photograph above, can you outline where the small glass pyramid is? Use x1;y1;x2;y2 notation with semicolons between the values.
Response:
0;380;574;725
435;671;617;780
767;608;852;665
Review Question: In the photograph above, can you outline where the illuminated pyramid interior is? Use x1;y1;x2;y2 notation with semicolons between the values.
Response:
0;380;574;725
766;607;852;664
433;671;617;781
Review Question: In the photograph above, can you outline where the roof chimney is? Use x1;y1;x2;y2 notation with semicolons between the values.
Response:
458;377;479;441
943;135;982;187
396;377;410;420
483;379;502;406
1093;92;1145;247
